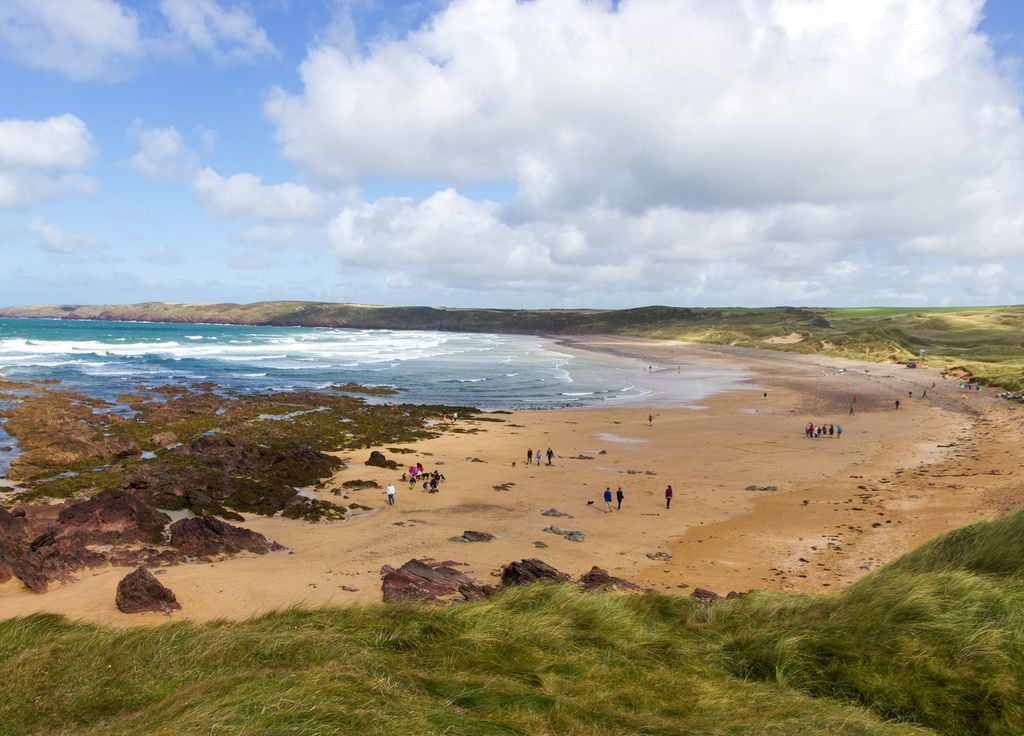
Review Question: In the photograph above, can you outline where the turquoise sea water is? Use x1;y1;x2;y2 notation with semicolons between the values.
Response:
0;318;749;410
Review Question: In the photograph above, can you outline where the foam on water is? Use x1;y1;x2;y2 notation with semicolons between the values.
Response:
0;318;751;411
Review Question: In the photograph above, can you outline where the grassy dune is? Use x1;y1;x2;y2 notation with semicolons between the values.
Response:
3;509;1022;735
3;302;1022;391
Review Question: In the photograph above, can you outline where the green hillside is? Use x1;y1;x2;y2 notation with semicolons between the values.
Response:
2;509;1022;735
2;302;1023;390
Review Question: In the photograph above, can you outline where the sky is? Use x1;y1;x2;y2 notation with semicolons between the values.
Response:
1;0;1023;310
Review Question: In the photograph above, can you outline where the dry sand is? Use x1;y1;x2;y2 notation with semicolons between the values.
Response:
2;337;1021;626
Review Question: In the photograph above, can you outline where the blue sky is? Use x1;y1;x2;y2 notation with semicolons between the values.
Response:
1;0;1023;309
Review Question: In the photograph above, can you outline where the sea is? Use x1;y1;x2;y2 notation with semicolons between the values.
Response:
0;317;751;473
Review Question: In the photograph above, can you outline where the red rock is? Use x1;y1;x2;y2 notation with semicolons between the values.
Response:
381;559;486;603
168;517;282;558
500;558;572;587
690;587;722;605
116;567;181;614
578;566;641;592
57;489;170;545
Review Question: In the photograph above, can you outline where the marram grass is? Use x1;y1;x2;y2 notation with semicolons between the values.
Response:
3;509;1023;735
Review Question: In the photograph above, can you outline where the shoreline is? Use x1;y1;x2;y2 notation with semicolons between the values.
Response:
1;336;1020;627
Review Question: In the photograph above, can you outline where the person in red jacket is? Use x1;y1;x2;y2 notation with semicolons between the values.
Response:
665;485;673;509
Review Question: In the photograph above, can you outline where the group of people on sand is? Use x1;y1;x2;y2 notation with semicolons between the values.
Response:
600;484;674;511
401;462;446;493
524;447;554;466
805;422;842;439
385;463;447;505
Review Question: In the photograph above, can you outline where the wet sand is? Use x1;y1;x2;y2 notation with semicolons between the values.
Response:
2;337;1021;626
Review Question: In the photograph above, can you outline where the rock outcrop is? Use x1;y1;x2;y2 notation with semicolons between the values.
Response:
381;558;646;604
115;567;181;614
578;566;642;592
500;558;573;587
448;530;494;543
690;587;722;605
57;489;171;545
381;559;490;603
168;517;283;558
0;490;284;593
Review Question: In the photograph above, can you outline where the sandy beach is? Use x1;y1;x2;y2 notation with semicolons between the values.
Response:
2;337;1021;626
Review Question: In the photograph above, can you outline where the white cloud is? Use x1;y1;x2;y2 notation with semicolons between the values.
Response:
159;0;278;63
192;168;331;223
28;216;103;254
0;114;96;208
0;0;142;82
126;123;200;179
0;0;275;81
271;0;1024;304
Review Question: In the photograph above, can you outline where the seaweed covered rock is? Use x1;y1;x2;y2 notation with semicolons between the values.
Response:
124;437;341;520
115;566;181;614
149;431;178;447
168;517;283;558
381;559;489;603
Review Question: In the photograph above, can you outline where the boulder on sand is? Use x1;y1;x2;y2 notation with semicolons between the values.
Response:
116;566;181;614
365;450;399;469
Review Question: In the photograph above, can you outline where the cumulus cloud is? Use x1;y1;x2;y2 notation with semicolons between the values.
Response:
0;0;142;81
273;0;1024;304
0;0;275;81
29;216;103;254
126;122;199;179
0;114;96;208
192;168;331;223
159;0;278;63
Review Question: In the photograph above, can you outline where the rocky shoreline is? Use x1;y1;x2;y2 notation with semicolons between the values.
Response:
0;376;479;599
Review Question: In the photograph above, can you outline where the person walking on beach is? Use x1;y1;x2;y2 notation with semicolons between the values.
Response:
527;448;533;465
895;399;901;409
604;487;613;512
616;487;624;510
837;424;843;439
665;485;673;509
648;414;653;426
536;448;542;465
386;483;396;505
546;447;554;465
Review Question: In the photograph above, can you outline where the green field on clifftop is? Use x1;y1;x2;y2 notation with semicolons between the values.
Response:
2;509;1022;735
3;302;1022;391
